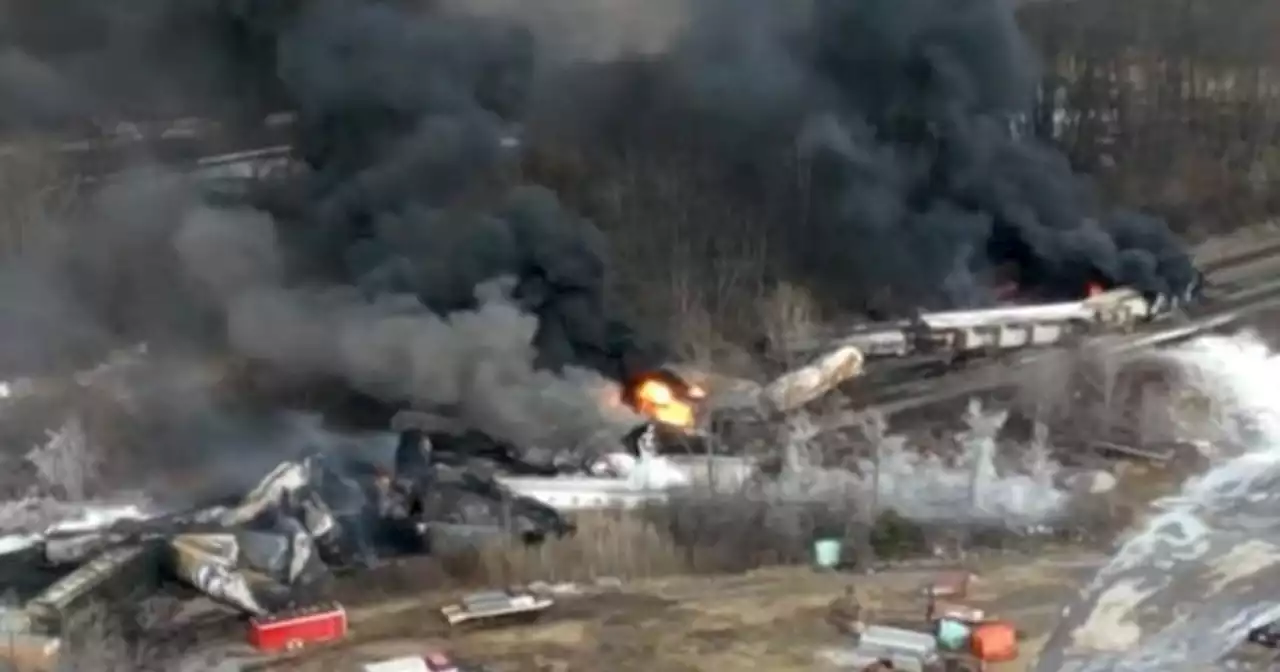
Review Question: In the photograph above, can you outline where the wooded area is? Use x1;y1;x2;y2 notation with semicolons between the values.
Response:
0;0;1277;371
1019;0;1280;234
553;0;1280;365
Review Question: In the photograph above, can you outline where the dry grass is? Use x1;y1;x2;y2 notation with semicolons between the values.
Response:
471;499;823;587
476;510;690;584
464;490;1107;592
477;499;834;581
283;547;1102;672
0;601;167;672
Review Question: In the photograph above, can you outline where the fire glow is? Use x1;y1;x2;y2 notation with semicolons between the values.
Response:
629;374;704;429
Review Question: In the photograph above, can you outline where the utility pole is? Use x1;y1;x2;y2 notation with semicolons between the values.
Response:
859;411;888;568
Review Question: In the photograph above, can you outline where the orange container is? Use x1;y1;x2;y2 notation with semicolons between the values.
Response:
970;620;1018;662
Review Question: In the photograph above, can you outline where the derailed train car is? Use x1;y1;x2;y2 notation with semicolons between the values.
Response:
0;425;580;656
777;281;1201;366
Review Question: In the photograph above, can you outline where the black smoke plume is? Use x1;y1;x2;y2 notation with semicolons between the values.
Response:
0;0;664;469
168;0;667;458
0;0;1199;457
531;0;1198;310
213;0;665;384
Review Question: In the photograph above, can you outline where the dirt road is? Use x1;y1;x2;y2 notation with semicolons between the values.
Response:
235;550;1106;671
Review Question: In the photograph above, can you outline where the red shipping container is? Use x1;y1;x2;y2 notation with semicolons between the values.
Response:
248;602;348;653
970;620;1019;662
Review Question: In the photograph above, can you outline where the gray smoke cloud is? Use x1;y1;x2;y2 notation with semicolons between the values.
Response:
0;170;224;378
440;0;693;64
0;47;88;129
175;202;640;462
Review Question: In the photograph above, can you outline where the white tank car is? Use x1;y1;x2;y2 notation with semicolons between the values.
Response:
920;287;1154;332
820;288;1156;364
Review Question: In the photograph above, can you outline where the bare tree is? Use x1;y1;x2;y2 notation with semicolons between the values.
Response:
957;399;1008;551
24;416;99;501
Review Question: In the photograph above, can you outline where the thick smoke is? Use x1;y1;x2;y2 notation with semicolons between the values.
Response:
532;0;1198;308
175;203;642;460
248;0;664;384
0;0;665;456
182;0;661;455
0;0;1199;460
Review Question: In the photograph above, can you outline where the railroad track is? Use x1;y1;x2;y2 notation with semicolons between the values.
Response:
1199;238;1280;275
837;267;1280;426
775;229;1280;362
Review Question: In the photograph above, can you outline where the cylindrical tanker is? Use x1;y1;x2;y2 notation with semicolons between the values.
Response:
920;288;1153;332
782;288;1155;362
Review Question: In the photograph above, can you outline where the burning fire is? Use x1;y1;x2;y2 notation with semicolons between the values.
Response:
627;371;704;429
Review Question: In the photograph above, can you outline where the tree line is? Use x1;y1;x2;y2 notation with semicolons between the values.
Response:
1019;0;1280;236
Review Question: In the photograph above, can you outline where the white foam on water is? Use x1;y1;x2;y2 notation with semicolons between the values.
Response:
1037;331;1280;671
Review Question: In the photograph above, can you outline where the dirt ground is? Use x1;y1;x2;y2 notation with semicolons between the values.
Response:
238;550;1107;672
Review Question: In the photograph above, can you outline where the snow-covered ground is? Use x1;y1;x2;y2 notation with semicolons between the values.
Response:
1038;331;1280;670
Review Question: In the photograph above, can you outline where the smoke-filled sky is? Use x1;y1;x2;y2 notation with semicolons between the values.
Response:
0;0;1199;457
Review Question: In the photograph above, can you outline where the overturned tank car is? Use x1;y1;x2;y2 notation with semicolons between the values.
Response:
0;427;577;633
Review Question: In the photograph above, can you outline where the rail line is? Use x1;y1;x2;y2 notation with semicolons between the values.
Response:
237;236;1280;671
1198;238;1280;275
832;269;1280;409
834;279;1280;425
777;231;1280;361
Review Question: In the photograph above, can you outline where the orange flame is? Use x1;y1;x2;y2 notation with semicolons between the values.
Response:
633;378;697;429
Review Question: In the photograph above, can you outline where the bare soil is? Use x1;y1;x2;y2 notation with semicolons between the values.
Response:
244;550;1108;672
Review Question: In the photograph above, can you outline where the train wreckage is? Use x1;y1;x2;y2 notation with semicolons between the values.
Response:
0;426;579;620
4;275;1271;667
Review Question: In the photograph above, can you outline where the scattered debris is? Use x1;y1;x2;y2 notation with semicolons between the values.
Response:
2;429;577;623
0;267;1241;669
1090;440;1176;464
527;581;581;596
818;624;941;671
441;590;553;627
925;570;976;600
1247;620;1280;648
923;571;984;624
362;650;469;672
932;602;985;626
826;586;865;637
935;617;972;652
